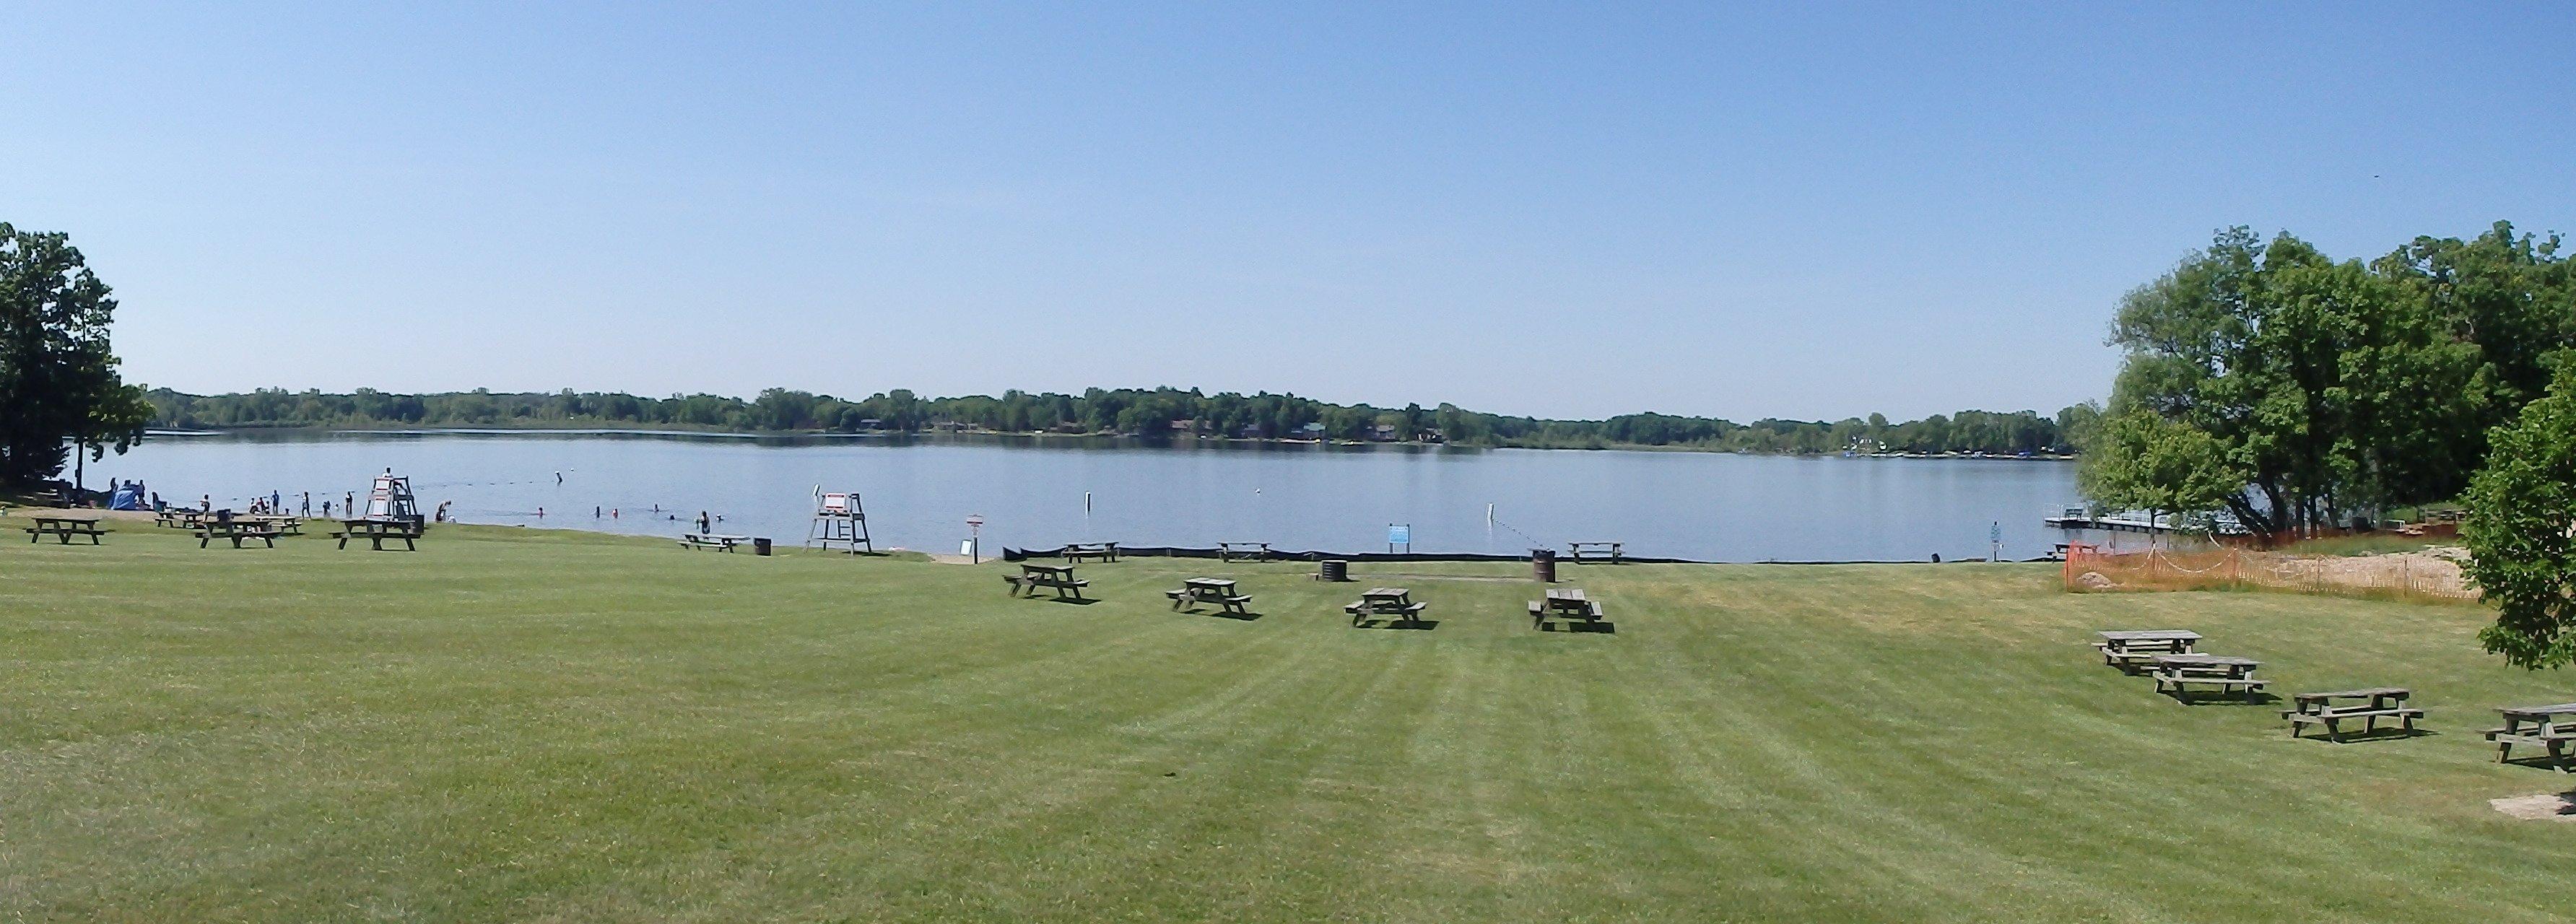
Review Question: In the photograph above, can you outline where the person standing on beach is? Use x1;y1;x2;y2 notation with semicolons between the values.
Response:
300;492;311;516
346;491;356;516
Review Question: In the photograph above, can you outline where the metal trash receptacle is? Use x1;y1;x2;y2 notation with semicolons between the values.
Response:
1531;548;1557;583
1319;559;1349;582
753;537;773;556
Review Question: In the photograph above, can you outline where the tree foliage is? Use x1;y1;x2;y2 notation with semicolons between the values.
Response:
2464;365;2576;668
0;223;150;485
146;385;2087;456
2076;410;2242;533
2097;223;2559;540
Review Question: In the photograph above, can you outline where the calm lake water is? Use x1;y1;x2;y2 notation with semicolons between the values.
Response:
89;432;2087;562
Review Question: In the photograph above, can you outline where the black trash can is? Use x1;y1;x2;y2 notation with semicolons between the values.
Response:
1319;559;1349;582
1531;548;1557;583
752;537;773;557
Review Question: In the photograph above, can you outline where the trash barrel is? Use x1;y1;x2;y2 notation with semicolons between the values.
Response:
753;537;773;556
1531;548;1558;583
1319;559;1349;582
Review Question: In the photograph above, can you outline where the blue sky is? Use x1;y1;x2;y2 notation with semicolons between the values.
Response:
3;3;2569;420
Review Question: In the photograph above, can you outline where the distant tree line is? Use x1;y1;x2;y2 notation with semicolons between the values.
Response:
145;385;2088;456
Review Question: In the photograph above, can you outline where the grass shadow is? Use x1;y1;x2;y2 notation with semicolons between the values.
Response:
2165;689;2282;707
2294;726;2437;744
1538;620;1618;634
1351;618;1439;631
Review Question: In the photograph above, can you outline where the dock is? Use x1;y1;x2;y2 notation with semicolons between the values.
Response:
2045;509;2246;536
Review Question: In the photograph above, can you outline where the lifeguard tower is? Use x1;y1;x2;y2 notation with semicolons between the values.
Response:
806;488;874;553
364;469;422;527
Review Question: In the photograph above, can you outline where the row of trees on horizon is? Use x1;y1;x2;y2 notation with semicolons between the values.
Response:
144;385;2089;456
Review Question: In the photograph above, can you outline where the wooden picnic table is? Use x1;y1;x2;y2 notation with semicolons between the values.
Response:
1167;577;1253;615
2282;687;2421;741
679;533;752;552
1011;562;1090;601
1065;542;1121;563
2489;702;2576;769
1219;541;1272;562
1528;586;1606;629
334;518;422;552
1346;587;1428;627
155;509;204;528
250;515;303;536
2150;653;2266;702
2094;629;2201;669
196;518;282;549
1566;541;1624;565
25;515;106;545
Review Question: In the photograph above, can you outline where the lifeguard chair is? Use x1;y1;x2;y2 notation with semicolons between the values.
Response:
807;488;873;553
365;469;422;527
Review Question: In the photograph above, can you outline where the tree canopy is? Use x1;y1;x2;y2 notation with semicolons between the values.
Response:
2463;364;2576;668
2091;222;2567;541
144;385;2087;457
0;223;150;486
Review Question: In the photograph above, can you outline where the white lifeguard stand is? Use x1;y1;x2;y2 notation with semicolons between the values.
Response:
807;488;873;553
365;469;422;526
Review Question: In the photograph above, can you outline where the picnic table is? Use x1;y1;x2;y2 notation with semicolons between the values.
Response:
196;518;282;549
251;515;303;536
2282;687;2422;741
678;533;752;552
334;518;422;552
1166;577;1253;615
2488;703;2576;769
1566;541;1624;565
155;509;206;529
2094;629;2201;670
1345;587;1428;627
25;515;106;545
1009;562;1091;601
2150;653;2267;702
1065;542;1121;563
1219;541;1273;562
1527;587;1606;629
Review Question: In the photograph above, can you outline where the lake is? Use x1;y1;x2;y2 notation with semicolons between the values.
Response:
87;432;2088;562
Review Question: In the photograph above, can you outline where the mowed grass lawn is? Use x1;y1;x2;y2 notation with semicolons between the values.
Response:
4;517;2575;923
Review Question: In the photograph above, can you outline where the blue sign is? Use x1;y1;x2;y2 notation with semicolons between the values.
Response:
1388;523;1411;545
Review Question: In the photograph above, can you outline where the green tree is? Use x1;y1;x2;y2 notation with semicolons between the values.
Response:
2107;227;2486;540
2463;365;2576;668
0;223;150;486
2077;410;2242;541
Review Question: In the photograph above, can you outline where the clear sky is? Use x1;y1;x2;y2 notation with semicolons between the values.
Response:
4;3;2570;422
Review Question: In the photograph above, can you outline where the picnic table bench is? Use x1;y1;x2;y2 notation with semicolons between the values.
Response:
334;518;422;552
2282;687;2422;741
1345;587;1428;627
25;515;106;545
678;533;751;552
1063;542;1121;563
1219;541;1272;562
196;518;282;549
1566;541;1624;565
1528;587;1606;629
2094;629;2201;670
2151;653;2267;702
1008;562;1091;601
2487;703;2576;770
1166;578;1253;615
